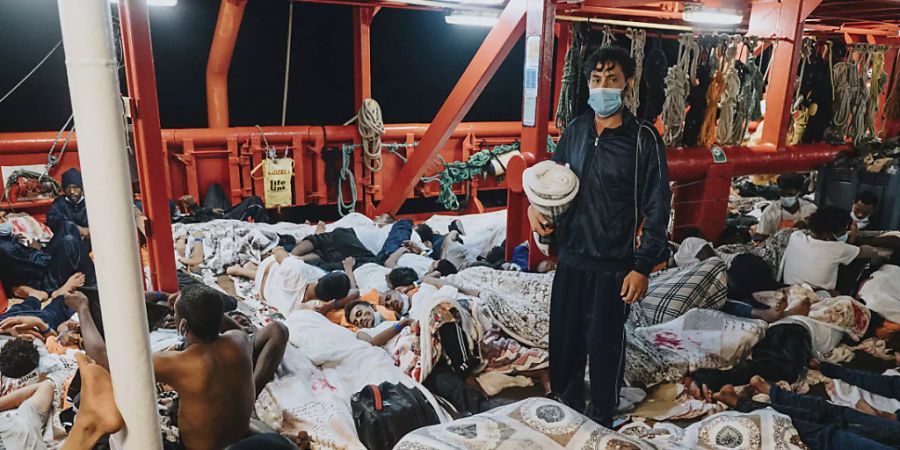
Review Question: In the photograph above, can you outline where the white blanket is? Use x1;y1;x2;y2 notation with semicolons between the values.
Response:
423;210;507;257
634;309;767;377
859;264;900;323
255;311;449;449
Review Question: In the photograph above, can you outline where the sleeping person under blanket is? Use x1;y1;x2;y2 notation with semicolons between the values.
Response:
684;295;870;402
228;246;354;315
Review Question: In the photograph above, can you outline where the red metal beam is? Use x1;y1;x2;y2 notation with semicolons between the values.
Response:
207;0;248;128
748;0;807;150
373;0;527;216
353;6;375;110
507;0;555;266
118;0;179;292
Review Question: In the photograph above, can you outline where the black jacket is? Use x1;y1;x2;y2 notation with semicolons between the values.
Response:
552;109;671;275
47;196;89;236
0;235;51;291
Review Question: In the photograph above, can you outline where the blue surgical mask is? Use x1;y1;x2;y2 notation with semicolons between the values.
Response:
781;196;799;208
588;87;623;118
0;221;12;237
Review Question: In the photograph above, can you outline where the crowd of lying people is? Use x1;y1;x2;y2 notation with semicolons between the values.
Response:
0;167;899;449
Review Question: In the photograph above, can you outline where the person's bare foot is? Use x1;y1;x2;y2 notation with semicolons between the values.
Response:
750;375;772;396
784;297;812;317
713;385;739;408
315;221;327;234
73;352;125;436
856;399;881;417
683;377;713;402
51;273;86;298
12;285;48;302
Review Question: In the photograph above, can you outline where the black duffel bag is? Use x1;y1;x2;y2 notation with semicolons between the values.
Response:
351;382;440;450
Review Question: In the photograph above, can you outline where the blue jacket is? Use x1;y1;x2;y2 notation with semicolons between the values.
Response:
47;196;89;237
0;235;50;291
552;109;671;275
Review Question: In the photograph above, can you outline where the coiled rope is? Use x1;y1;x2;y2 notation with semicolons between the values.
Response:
420;137;557;211
555;23;588;131
849;47;873;145
661;34;699;146
738;53;764;140
345;98;385;172
787;38;815;145
867;49;888;139
700;43;725;147
337;144;358;216
716;37;742;145
625;28;646;113
830;59;853;138
600;25;615;48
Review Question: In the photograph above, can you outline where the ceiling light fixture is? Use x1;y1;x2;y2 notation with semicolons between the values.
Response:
682;4;743;25
445;10;500;27
109;0;178;7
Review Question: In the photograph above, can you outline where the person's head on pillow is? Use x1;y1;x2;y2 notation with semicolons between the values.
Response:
386;267;418;291
314;271;351;301
0;338;40;379
379;290;410;316
344;300;381;329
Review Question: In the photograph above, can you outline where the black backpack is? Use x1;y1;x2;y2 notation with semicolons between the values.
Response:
351;382;440;450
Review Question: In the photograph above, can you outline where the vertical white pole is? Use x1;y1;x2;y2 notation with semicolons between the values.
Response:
56;1;163;448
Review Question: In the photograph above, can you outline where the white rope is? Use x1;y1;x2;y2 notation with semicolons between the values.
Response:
716;36;742;145
625;28;646;113
0;40;62;106
354;98;384;172
600;25;615;48
280;1;294;127
831;59;853;138
661;33;699;146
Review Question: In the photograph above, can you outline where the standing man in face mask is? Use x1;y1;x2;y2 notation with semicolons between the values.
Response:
47;168;90;244
527;46;671;426
755;172;817;239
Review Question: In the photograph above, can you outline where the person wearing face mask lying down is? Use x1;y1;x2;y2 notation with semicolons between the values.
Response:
754;172;818;239
782;206;881;293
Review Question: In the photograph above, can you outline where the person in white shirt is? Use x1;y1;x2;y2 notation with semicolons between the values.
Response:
755;172;817;238
782;206;878;292
243;247;353;314
0;379;54;450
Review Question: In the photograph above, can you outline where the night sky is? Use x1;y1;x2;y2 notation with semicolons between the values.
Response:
0;0;528;133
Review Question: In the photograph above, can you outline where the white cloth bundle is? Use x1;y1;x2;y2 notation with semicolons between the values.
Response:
522;160;579;223
522;161;579;255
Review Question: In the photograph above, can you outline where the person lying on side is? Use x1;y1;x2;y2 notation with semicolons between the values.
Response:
72;286;255;450
782;206;880;293
0;378;55;450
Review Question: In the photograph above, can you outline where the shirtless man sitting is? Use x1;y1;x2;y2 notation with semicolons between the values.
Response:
71;286;255;450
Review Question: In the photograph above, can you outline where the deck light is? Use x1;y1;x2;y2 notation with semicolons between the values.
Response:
682;4;743;25
445;10;500;27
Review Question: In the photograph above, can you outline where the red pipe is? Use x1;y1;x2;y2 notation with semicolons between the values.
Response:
0;126;848;181
207;0;248;128
0;122;559;152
